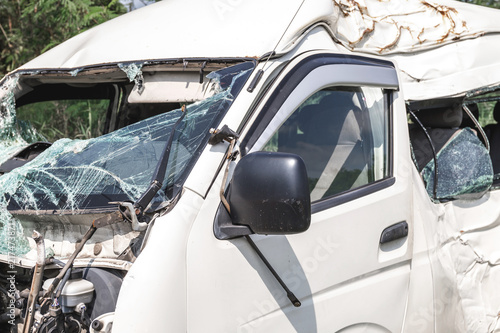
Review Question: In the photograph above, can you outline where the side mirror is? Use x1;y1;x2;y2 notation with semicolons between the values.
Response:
214;152;311;240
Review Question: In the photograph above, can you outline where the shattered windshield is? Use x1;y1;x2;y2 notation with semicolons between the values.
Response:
0;62;254;215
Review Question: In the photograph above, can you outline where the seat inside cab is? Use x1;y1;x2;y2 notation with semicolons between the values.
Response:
408;103;493;201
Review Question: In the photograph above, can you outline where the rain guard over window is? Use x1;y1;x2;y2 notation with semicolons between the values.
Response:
1;62;254;215
421;128;493;200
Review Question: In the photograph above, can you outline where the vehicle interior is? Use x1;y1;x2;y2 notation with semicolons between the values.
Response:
408;88;500;201
0;63;223;175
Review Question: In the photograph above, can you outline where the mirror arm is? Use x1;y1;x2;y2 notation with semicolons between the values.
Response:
220;138;237;214
244;235;301;308
209;124;240;214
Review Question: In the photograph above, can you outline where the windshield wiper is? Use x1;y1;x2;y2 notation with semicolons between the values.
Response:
134;106;187;213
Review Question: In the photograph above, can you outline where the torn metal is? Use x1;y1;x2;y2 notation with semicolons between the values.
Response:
331;0;471;54
118;63;143;83
327;0;500;101
119;62;145;95
415;170;500;332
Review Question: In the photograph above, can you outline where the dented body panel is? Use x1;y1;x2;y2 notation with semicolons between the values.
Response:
2;0;500;332
331;0;500;101
16;0;325;69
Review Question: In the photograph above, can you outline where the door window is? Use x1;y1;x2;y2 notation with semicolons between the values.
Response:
262;86;389;201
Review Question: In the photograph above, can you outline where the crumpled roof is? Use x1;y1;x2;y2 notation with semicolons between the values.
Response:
331;0;498;54
12;0;500;102
329;0;500;101
18;0;333;69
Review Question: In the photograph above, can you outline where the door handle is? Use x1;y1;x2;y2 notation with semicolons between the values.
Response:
380;221;408;244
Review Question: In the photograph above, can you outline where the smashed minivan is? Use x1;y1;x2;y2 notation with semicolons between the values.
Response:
1;0;500;332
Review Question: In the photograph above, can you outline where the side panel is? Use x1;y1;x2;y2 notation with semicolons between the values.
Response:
112;190;204;332
187;53;415;332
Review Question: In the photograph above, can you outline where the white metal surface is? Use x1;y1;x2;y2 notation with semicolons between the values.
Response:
17;0;332;70
183;51;413;332
422;190;500;332
112;189;204;332
4;0;500;331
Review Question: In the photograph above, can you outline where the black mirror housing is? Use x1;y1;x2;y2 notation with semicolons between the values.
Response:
228;151;311;235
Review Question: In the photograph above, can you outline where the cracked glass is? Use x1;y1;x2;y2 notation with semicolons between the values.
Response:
0;76;45;167
422;128;493;200
0;61;254;255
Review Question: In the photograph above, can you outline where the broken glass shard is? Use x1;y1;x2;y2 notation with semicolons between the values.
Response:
422;128;493;200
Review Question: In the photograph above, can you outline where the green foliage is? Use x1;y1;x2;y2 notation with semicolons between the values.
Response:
478;101;496;127
458;0;500;9
16;99;110;141
0;0;126;78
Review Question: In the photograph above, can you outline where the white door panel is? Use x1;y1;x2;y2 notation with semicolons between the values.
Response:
242;52;413;331
187;52;413;332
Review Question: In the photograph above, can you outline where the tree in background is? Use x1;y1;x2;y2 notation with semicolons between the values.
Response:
461;0;500;9
0;0;126;78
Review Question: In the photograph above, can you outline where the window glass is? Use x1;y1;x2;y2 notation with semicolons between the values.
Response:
2;62;255;213
262;86;389;202
421;128;492;200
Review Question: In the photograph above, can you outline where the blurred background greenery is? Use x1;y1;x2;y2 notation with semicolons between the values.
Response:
0;0;156;141
0;0;128;78
16;99;110;141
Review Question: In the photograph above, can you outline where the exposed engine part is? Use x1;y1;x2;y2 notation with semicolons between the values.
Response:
0;266;31;332
33;311;87;333
29;267;94;333
42;269;94;314
1;262;123;333
23;231;46;333
43;211;124;299
82;268;123;320
90;312;115;333
1;212;127;332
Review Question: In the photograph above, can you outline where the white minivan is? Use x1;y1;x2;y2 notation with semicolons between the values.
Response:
1;0;500;332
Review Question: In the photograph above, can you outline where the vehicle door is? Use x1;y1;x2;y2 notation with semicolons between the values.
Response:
238;52;413;332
